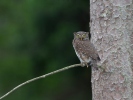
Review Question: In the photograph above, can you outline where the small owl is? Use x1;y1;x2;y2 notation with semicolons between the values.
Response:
72;31;100;69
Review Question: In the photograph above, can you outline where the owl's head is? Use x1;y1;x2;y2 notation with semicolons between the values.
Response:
73;31;89;41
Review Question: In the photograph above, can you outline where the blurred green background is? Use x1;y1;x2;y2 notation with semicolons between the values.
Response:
0;0;91;100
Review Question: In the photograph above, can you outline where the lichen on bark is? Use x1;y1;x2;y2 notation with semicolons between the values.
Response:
90;0;133;100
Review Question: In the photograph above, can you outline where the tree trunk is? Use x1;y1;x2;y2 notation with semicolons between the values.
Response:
90;0;133;100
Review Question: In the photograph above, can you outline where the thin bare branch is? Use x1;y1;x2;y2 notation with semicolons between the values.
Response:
0;64;81;100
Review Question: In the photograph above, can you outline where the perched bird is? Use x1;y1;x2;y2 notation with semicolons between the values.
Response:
72;31;100;69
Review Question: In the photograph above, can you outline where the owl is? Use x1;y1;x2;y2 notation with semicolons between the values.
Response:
72;31;100;69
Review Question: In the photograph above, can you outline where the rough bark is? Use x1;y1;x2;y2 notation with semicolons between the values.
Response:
90;0;133;100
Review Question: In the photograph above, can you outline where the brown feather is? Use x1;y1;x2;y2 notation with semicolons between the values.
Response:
72;31;100;69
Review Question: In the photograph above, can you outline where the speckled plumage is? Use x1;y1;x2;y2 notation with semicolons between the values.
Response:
73;31;100;69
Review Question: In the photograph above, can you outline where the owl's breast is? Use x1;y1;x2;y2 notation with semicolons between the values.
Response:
73;39;91;63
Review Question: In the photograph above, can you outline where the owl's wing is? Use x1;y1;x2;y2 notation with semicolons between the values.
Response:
73;39;100;62
82;41;100;61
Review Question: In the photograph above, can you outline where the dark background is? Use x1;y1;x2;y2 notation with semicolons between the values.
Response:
0;0;91;100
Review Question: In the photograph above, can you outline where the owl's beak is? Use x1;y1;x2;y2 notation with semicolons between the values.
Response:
80;37;83;40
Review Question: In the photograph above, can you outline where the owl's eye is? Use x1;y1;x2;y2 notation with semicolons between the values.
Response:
77;34;80;37
82;34;85;37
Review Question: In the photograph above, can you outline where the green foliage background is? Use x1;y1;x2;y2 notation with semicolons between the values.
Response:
0;0;91;100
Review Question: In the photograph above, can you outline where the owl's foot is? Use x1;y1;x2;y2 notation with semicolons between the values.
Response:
81;62;89;68
81;62;85;67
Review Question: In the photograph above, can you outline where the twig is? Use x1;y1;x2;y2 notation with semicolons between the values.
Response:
0;64;81;100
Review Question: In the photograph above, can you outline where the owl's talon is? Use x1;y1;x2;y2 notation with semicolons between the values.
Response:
81;62;85;67
86;64;88;68
81;62;89;67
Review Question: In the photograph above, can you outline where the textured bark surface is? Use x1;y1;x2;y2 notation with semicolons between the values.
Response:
90;0;133;100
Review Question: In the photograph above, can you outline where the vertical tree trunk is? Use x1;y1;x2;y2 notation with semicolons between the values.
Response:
90;0;133;100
